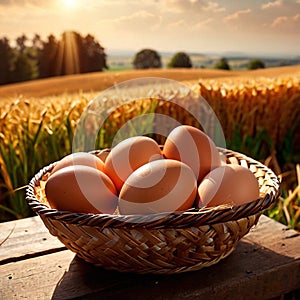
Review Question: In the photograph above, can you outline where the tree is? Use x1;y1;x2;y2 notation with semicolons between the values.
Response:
0;37;13;84
37;34;59;78
81;34;108;73
10;52;37;83
32;34;43;51
133;49;162;69
168;52;192;68
0;31;108;82
10;34;38;83
56;31;108;75
214;57;231;70
16;34;27;53
31;34;44;77
248;59;265;70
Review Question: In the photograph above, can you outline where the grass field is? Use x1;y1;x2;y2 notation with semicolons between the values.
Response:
0;66;299;229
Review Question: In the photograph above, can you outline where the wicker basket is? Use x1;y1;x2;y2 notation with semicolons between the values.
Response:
26;148;280;274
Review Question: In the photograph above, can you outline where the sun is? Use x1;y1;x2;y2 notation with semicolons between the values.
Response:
62;0;77;8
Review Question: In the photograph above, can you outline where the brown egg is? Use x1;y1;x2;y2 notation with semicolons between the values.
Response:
45;165;118;214
197;164;260;208
50;152;104;175
104;136;162;191
119;159;197;215
163;125;221;182
96;149;110;164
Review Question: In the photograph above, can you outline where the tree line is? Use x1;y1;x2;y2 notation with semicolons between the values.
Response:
0;31;266;85
0;31;107;85
133;49;265;71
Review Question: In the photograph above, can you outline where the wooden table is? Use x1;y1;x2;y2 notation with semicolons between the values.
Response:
1;215;299;300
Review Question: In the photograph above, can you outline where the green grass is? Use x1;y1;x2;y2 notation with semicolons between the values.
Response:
105;66;133;72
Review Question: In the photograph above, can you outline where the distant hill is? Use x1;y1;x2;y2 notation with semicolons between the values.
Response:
0;65;300;98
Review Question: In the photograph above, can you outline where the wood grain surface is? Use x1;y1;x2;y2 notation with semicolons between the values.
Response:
0;215;299;299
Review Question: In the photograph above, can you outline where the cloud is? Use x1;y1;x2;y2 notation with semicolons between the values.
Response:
0;0;12;4
159;0;204;13
194;18;213;28
0;0;57;12
166;19;186;30
0;0;48;6
293;13;300;21
203;1;225;13
223;9;251;22
158;0;225;14
261;0;283;10
103;10;160;32
271;15;288;27
271;13;300;29
0;0;46;19
112;10;156;23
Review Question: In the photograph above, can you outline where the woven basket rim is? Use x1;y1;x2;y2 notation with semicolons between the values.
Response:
25;148;280;229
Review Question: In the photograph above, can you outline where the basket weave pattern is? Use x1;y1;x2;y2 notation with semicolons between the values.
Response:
26;148;280;274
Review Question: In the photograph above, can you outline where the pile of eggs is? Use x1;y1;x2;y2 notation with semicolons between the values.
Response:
45;125;260;215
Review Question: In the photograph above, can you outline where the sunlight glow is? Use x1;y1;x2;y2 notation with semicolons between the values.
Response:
62;0;77;8
55;31;80;75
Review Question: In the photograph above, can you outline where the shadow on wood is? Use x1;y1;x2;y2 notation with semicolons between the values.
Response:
51;239;300;300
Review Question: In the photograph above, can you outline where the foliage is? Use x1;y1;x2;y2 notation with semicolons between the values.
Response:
0;31;108;84
133;49;162;69
36;34;59;78
0;95;89;220
81;34;108;73
0;38;14;84
226;127;272;161
168;52;192;68
265;186;300;232
214;57;231;70
10;52;38;83
248;59;265;70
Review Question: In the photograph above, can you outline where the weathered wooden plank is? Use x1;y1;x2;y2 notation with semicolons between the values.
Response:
244;215;300;259
0;216;65;264
0;215;299;300
1;240;299;300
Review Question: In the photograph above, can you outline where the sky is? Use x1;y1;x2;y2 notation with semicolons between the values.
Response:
0;0;299;56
